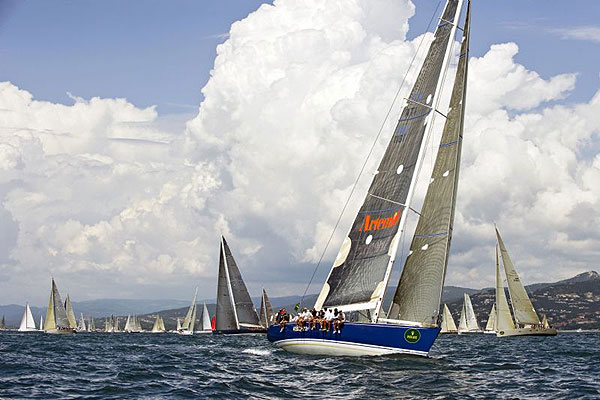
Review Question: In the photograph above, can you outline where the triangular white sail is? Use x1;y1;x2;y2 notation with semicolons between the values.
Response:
458;293;479;333
78;313;87;332
64;294;77;330
124;315;132;331
152;315;165;333
176;318;181;331
190;303;197;333
19;303;37;331
464;294;480;330
201;303;211;331
485;304;496;332
39;315;44;332
440;304;457;333
495;228;540;325
496;245;515;332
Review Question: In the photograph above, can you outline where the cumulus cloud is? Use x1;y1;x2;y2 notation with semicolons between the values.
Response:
0;0;599;305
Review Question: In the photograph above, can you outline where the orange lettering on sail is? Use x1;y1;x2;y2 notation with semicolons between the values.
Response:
359;209;402;232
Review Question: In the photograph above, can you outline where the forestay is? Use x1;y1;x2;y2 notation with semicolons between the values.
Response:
315;0;465;314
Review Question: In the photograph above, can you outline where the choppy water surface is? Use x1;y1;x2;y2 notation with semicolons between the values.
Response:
0;331;598;399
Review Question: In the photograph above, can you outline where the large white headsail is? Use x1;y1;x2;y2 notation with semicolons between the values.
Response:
315;0;466;315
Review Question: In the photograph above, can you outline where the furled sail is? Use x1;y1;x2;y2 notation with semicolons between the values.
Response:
316;0;466;314
216;236;261;330
495;228;540;325
201;303;211;331
19;303;36;331
65;294;77;330
440;304;457;332
496;245;515;331
388;1;470;325
485;304;496;332
44;278;70;331
259;289;275;328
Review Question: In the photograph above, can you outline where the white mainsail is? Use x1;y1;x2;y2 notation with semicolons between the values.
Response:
19;303;37;332
78;313;87;332
440;304;457;333
495;228;540;325
496;245;515;332
485;304;497;332
201;303;211;331
458;293;480;333
124;315;132;332
39;315;44;332
152;315;165;333
176;318;182;331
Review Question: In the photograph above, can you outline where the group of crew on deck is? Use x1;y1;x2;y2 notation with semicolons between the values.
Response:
276;307;345;333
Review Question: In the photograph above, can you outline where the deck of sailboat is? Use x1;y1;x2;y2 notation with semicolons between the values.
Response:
497;327;557;337
213;328;266;335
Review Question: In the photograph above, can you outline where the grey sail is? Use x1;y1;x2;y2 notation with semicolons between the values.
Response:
496;245;515;331
222;237;261;327
216;236;239;331
316;0;464;313
495;228;540;325
259;289;275;328
52;279;71;329
388;1;470;325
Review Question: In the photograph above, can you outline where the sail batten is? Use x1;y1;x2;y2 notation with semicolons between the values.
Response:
388;0;470;325
495;228;540;325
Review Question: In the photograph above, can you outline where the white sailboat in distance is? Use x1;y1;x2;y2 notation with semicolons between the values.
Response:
440;304;457;334
178;287;198;335
457;293;481;334
495;228;557;337
198;303;212;333
18;303;38;332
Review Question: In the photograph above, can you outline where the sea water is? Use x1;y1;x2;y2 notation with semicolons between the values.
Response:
0;331;598;398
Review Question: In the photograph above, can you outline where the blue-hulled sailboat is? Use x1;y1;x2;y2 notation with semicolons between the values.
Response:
268;0;470;356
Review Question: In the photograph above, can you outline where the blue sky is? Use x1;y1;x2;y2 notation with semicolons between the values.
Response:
1;0;599;115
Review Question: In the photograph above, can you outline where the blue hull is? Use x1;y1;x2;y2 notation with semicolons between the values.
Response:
267;322;440;357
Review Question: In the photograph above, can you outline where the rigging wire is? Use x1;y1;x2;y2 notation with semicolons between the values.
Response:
299;1;443;308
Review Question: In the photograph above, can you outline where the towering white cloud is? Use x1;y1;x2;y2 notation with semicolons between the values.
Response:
0;0;598;304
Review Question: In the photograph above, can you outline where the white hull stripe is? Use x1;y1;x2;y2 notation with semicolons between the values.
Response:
273;338;429;357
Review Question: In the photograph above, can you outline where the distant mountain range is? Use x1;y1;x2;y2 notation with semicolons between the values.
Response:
2;271;597;330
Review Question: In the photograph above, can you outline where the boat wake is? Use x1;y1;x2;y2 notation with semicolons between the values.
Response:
242;348;273;356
